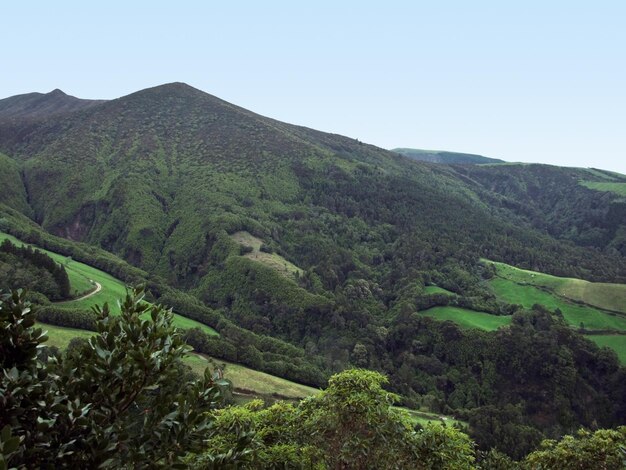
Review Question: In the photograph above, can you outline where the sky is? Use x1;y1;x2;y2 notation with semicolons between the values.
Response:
2;1;625;174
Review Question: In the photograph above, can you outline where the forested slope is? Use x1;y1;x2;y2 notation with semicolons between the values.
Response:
0;83;625;456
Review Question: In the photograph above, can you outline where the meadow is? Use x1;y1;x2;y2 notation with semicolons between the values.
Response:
423;285;455;295
580;181;626;197
486;259;626;314
419;306;511;331
40;322;318;400
488;277;626;331
0;231;218;335
230;231;303;278
485;260;626;363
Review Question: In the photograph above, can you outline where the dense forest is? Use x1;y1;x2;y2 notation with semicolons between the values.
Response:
0;239;70;300
0;84;625;465
2;290;625;469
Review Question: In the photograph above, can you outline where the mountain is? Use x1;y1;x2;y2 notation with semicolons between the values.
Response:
392;147;505;164
0;88;105;121
0;82;625;456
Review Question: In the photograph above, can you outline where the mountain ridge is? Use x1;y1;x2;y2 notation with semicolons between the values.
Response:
1;82;625;456
392;147;505;164
0;88;106;121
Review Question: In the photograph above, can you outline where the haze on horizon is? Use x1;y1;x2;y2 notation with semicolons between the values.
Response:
2;1;625;174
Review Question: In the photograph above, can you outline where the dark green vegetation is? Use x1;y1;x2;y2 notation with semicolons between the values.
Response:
0;239;70;300
1;83;625;462
3;291;625;469
0;88;104;120
452;164;626;257
392;148;505;164
0;289;230;468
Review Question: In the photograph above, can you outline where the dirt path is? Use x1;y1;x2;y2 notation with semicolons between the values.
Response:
73;282;102;301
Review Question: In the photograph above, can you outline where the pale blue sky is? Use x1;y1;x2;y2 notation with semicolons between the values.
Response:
2;1;625;173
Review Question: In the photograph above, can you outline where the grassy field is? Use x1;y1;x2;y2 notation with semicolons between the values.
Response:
580;181;626;197
423;285;455;295
587;335;626;364
485;260;626;363
231;231;303;278
395;407;466;427
486;260;626;315
489;278;626;331
419;306;511;331
186;354;320;399
40;322;318;399
0;232;218;336
41;322;94;349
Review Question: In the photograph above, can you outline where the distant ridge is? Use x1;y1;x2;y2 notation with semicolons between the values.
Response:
0;89;105;121
392;148;505;164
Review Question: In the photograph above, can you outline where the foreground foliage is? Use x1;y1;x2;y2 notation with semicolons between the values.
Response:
2;288;626;468
193;369;475;470
0;288;223;468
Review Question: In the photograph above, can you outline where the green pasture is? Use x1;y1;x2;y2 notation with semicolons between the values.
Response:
0;231;218;336
489;278;626;331
580;181;626;197
1;231;95;297
39;325;319;400
486;259;626;315
187;354;320;399
423;285;455;295
419;306;511;331
394;407;465;427
40;322;94;349
41;324;464;424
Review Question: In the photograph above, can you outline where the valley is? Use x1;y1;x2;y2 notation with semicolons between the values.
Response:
1;83;625;464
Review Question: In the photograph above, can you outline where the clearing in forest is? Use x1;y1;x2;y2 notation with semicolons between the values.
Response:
230;231;303;278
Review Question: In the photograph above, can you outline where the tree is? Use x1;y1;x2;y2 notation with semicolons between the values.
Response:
0;288;231;468
523;427;626;469
298;369;475;469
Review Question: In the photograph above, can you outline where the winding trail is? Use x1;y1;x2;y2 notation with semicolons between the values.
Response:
73;282;102;301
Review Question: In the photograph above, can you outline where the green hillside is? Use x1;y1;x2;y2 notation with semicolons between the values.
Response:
1;83;625;458
484;260;626;363
487;260;626;315
452;164;626;258
581;181;626;197
419;306;511;331
0;231;218;335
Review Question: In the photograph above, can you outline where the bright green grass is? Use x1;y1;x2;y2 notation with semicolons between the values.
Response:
39;324;317;398
0;232;218;336
175;353;321;399
581;181;626;197
423;285;455;295
394;407;465;427
419;306;511;331
489;278;626;331
42;323;317;400
42;325;463;424
43;322;461;422
40;322;94;349
587;335;626;364
485;260;626;315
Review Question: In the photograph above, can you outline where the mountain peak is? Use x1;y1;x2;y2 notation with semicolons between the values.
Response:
48;88;67;97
